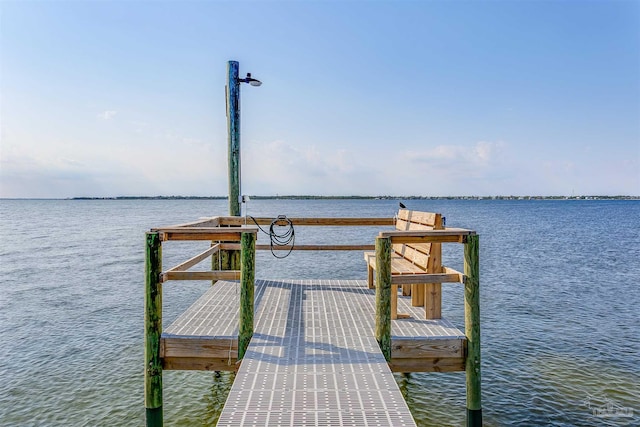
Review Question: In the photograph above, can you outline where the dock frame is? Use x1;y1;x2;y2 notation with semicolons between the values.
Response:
144;216;481;426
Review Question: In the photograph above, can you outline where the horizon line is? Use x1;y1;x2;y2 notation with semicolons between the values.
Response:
2;195;639;201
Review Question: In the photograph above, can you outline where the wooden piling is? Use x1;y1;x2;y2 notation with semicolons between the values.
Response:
212;245;240;284
423;239;442;319
464;234;482;426
220;247;231;269
230;248;241;271
211;242;221;285
227;60;241;217
375;236;392;361
238;232;256;359
144;232;163;427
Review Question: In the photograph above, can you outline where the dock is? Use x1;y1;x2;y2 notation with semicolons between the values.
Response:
144;215;482;426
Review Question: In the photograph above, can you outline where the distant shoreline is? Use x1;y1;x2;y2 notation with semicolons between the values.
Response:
1;195;638;201
58;195;640;201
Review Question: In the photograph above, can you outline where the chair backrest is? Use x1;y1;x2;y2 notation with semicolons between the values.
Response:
394;209;443;271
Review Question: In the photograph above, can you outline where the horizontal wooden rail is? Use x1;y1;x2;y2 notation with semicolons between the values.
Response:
392;271;465;285
161;336;238;359
153;218;394;241
379;228;475;244
153;216;220;229
220;217;395;227
261;244;375;251
161;270;240;282
224;243;375;251
154;226;259;241
443;266;466;283
161;232;241;241
165;244;220;274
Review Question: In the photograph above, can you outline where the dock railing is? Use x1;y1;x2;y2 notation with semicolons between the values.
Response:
144;216;389;424
144;215;481;426
374;228;481;425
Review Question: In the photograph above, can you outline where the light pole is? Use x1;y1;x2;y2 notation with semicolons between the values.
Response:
226;60;261;216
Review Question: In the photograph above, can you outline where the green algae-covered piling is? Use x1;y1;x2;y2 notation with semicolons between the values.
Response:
144;232;162;427
464;234;482;426
238;231;256;359
375;236;392;361
226;60;241;217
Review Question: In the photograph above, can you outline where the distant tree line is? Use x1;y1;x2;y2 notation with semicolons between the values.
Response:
71;195;638;201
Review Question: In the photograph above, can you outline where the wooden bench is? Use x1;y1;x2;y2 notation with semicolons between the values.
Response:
364;209;444;320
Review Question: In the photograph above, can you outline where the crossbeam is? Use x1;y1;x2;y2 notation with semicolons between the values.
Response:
164;244;221;274
161;270;240;282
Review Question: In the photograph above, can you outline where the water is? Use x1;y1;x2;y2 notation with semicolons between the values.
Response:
0;199;638;426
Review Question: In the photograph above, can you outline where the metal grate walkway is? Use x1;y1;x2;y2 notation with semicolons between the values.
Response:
216;279;417;427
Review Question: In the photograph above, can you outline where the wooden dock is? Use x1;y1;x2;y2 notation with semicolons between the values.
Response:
144;214;482;426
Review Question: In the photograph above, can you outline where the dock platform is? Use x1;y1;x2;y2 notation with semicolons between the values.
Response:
162;279;466;426
144;214;482;426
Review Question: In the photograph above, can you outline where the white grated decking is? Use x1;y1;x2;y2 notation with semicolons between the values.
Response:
164;279;466;426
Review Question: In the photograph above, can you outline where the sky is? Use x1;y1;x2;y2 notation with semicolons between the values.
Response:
1;0;639;198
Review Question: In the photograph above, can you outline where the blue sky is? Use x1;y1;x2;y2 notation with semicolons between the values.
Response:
1;0;638;198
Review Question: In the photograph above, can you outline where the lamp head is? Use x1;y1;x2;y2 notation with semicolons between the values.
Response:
241;72;262;87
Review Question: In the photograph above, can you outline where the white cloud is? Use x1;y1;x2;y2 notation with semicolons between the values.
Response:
404;141;506;167
474;141;499;162
0;143;105;198
97;110;117;120
241;139;383;195
382;140;515;195
231;139;523;196
0;130;227;198
2;129;637;198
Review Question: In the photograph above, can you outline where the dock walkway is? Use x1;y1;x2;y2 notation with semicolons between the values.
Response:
218;279;414;426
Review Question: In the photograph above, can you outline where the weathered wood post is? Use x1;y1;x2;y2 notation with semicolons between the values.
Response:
211;242;220;286
144;232;163;427
227;60;241;217
224;61;251;271
375;235;392;361
238;231;256;359
464;233;482;426
230;247;241;271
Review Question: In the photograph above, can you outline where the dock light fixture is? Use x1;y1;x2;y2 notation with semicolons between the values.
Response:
239;72;262;87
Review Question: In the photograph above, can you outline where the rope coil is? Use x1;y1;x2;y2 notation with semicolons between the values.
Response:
249;215;295;258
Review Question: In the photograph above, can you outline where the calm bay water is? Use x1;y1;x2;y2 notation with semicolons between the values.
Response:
0;198;638;426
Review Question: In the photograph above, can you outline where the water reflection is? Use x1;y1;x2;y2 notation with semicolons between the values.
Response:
205;372;235;426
